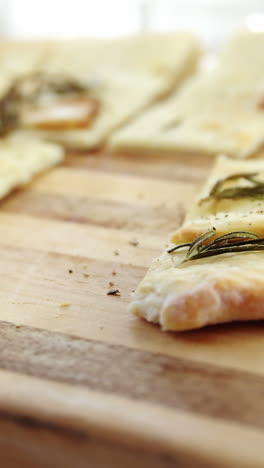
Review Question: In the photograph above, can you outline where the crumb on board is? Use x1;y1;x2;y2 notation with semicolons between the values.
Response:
107;289;120;296
109;281;114;287
112;271;117;276
129;238;139;247
114;250;119;256
83;273;90;278
60;303;71;308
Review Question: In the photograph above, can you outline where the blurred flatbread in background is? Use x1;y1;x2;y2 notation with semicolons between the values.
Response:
0;134;64;199
110;31;264;159
0;33;200;149
0;40;53;92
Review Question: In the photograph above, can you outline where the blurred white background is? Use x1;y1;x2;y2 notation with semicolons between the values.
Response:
0;0;264;50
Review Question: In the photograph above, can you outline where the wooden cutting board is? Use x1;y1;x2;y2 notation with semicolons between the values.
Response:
0;150;264;468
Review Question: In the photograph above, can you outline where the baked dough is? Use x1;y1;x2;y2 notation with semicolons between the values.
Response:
0;133;64;199
110;31;264;158
173;155;264;243
0;33;200;149
130;155;264;331
129;248;264;331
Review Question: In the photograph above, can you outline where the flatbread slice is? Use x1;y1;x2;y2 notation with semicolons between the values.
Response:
0;33;200;149
130;155;264;331
110;31;264;158
0;134;64;199
0;40;53;93
173;155;264;243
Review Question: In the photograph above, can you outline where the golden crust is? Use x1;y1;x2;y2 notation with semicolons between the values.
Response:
130;155;264;332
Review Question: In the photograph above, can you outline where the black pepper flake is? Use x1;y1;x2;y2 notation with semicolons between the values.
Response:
68;269;73;274
107;289;120;296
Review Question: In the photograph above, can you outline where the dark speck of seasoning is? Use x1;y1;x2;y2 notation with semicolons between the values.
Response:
68;269;73;274
107;289;120;296
112;271;117;276
129;239;139;247
224;214;229;217
109;281;114;287
114;250;119;256
83;273;89;278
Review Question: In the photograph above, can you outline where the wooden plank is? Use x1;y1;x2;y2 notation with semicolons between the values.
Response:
65;151;213;183
1;190;187;234
31;167;199;208
1;320;264;431
0;212;163;267
0;149;263;467
0;234;264;375
0;369;264;468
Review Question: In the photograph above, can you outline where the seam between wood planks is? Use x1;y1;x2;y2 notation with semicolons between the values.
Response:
0;190;186;234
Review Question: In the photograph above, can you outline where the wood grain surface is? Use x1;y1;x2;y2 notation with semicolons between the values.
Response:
1;150;264;468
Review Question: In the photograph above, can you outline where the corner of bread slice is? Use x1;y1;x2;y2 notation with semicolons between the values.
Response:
129;248;264;332
171;153;264;244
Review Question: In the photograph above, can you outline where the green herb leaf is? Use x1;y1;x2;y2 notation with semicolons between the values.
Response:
167;230;264;263
200;172;264;203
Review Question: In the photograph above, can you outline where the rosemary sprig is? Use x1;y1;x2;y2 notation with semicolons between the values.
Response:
185;229;215;258
167;242;191;253
167;230;264;263
200;172;264;203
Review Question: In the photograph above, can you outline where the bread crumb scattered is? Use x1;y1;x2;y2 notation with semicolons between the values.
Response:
129;238;139;247
60;303;71;308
